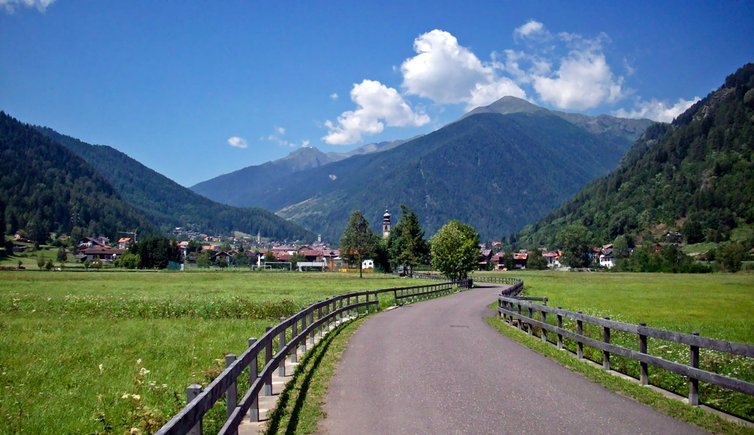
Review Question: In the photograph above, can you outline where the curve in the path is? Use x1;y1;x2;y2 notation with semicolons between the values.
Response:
322;284;706;434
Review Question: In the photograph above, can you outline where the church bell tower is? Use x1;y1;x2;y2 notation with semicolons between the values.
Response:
382;209;391;239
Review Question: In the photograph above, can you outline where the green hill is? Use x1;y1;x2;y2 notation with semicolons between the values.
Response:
37;127;313;241
516;63;754;249
0;112;151;242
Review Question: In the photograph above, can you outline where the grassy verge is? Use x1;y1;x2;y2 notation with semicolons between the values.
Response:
485;316;754;435
264;317;365;434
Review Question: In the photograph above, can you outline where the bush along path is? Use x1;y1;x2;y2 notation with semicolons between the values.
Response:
322;283;705;434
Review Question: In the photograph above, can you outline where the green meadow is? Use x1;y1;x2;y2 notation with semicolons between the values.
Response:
478;270;754;420
0;271;423;434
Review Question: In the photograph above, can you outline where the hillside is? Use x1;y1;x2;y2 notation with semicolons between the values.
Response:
190;139;406;207
279;110;642;241
516;63;754;248
0;112;151;242
37;128;313;241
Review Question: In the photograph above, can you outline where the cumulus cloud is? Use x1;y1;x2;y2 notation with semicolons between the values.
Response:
329;92;339;100
227;136;248;149
0;0;54;13
400;29;526;109
532;50;625;110
514;20;547;40
323;79;429;145
614;97;700;122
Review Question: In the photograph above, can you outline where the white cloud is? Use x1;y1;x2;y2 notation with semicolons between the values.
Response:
0;0;54;13
514;20;546;39
301;139;311;147
400;29;526;108
329;92;339;100
264;126;309;148
323;79;429;145
532;50;625;110
615;97;700;122
227;136;248;149
276;126;285;135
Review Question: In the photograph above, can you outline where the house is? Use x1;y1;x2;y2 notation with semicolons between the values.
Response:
513;251;528;269
599;244;615;269
478;249;493;270
117;237;133;249
78;236;109;252
82;246;124;262
211;251;233;265
544;250;562;268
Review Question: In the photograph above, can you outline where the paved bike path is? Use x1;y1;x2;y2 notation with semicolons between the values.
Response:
322;284;705;434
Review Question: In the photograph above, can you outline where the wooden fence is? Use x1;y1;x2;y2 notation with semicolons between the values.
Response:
497;294;754;407
472;275;523;296
157;279;469;435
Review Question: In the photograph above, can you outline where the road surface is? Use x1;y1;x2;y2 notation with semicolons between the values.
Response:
322;284;705;434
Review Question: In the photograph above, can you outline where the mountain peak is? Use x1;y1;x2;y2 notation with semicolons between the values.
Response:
465;96;547;118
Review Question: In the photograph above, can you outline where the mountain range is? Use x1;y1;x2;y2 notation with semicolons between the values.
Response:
192;96;653;242
516;63;754;249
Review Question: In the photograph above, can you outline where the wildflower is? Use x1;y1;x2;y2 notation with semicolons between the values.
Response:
139;367;150;376
121;393;129;399
131;394;141;401
136;358;142;365
98;364;104;374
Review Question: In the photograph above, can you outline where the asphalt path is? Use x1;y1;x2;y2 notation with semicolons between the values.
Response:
322;284;706;434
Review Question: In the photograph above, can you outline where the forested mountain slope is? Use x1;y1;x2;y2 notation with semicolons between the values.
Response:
37;128;313;241
0;112;151;241
516;63;754;248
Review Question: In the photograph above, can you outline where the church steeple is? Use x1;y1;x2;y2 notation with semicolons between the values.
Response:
382;209;391;239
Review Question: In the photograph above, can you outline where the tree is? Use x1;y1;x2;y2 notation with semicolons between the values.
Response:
716;242;748;272
340;211;379;278
56;247;67;263
430;220;480;280
196;251;211;268
37;255;45;270
115;252;140;269
129;236;181;269
387;205;429;276
557;224;593;268
527;249;548;270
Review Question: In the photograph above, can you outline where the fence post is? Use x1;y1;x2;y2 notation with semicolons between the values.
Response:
576;312;584;359
300;312;307;354
225;354;238;431
557;308;563;350
248;338;259;422
309;305;315;346
527;305;533;336
291;316;298;363
517;303;523;331
639;323;648;386
187;384;203;435
603;317;611;371
278;318;287;377
264;328;273;396
366;292;370;314
689;332;700;406
541;307;548;343
317;303;323;338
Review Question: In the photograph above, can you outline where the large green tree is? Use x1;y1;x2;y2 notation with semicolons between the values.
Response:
387;205;429;276
430;220;480;280
340;211;379;278
557;224;593;268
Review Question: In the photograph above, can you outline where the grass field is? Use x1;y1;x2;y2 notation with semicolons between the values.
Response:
476;270;754;420
0;270;424;434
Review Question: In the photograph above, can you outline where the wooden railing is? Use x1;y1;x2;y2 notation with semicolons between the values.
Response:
157;280;469;435
473;275;523;296
497;294;754;407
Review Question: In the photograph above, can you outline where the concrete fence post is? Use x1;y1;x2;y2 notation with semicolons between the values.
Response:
689;332;700;406
248;338;259;422
186;384;203;435
603;317;611;371
639;323;648;386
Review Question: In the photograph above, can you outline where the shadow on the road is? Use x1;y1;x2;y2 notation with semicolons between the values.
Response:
265;322;345;434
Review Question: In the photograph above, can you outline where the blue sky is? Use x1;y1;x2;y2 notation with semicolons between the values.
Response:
1;1;752;187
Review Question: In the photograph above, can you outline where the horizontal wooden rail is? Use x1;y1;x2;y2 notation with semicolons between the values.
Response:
498;294;754;406
157;279;467;435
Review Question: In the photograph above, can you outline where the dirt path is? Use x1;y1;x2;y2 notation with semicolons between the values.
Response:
321;284;705;434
